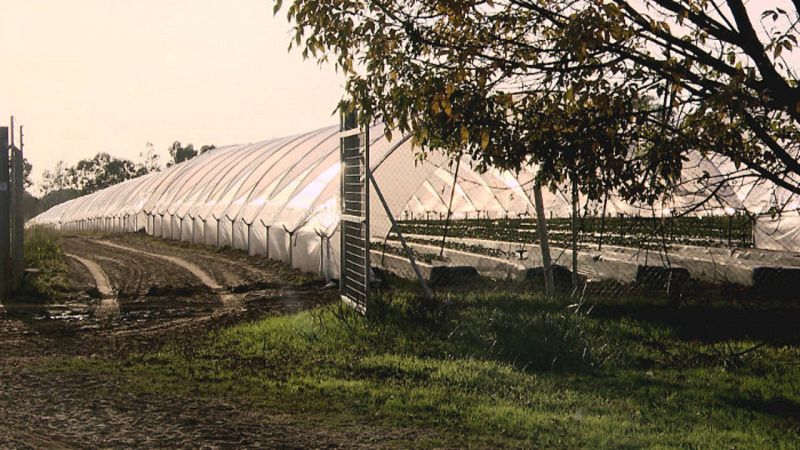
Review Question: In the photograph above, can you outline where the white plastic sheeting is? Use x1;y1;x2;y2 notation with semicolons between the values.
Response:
29;124;448;278
28;123;800;277
402;150;776;221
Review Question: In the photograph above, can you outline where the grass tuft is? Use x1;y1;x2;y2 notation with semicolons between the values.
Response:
21;226;71;300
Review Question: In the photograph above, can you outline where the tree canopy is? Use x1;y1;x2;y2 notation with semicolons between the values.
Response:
281;0;800;204
41;141;215;196
167;142;216;167
41;153;147;196
167;141;198;167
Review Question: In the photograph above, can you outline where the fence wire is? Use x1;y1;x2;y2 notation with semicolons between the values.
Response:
369;199;800;306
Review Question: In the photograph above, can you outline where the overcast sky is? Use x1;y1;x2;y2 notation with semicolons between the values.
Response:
0;0;343;191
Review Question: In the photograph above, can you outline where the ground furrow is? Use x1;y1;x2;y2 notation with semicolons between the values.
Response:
65;253;120;319
90;240;239;306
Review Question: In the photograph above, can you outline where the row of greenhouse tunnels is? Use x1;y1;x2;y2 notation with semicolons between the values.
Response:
29;120;800;301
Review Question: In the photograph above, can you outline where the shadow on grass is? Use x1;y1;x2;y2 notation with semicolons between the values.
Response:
367;284;608;374
723;395;800;421
589;302;800;344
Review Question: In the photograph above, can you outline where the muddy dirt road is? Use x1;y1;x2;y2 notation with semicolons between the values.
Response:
0;233;402;449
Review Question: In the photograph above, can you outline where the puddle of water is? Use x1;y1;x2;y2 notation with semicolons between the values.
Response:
33;308;92;322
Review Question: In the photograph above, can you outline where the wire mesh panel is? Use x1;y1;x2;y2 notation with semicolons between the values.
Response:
339;110;369;313
358;150;800;306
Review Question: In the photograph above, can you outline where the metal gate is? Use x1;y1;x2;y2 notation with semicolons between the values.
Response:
339;109;369;314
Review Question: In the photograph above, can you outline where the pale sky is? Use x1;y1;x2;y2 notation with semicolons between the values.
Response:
0;0;791;193
0;0;343;192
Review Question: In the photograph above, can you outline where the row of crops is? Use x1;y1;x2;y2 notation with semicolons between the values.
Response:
397;215;754;250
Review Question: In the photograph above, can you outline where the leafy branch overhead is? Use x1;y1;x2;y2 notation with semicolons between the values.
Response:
280;0;800;204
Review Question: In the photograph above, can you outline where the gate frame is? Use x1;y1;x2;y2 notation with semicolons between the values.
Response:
339;108;370;314
339;108;433;314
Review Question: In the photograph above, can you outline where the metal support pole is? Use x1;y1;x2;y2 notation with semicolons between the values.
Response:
200;218;208;245
178;216;183;241
533;183;554;297
0;127;10;301
216;217;221;247
245;221;251;254
317;231;325;277
264;223;270;259
284;226;294;267
228;217;234;248
10;120;24;291
368;170;434;303
727;214;732;248
598;191;608;251
440;155;461;257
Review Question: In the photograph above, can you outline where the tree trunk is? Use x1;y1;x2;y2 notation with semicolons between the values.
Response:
571;178;579;290
533;184;554;297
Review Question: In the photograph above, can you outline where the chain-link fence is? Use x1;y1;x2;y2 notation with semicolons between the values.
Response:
368;214;800;305
368;157;800;306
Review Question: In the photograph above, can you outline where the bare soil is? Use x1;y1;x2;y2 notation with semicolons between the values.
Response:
0;233;420;449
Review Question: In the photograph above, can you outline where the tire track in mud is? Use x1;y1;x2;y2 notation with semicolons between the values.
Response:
64;253;120;319
63;238;208;299
61;238;221;334
1;234;352;448
90;240;240;307
113;235;284;290
7;234;331;353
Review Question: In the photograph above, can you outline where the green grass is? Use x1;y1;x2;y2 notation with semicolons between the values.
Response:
21;226;71;299
47;287;800;448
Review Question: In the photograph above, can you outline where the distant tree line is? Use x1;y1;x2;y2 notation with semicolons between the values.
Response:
167;141;216;167
27;141;214;220
40;140;215;196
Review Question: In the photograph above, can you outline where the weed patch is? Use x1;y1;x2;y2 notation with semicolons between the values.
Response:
21;226;71;300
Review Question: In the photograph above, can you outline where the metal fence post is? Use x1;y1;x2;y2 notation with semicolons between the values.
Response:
10;121;24;291
0;127;9;301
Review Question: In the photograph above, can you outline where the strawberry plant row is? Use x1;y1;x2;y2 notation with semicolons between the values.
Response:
398;215;753;249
